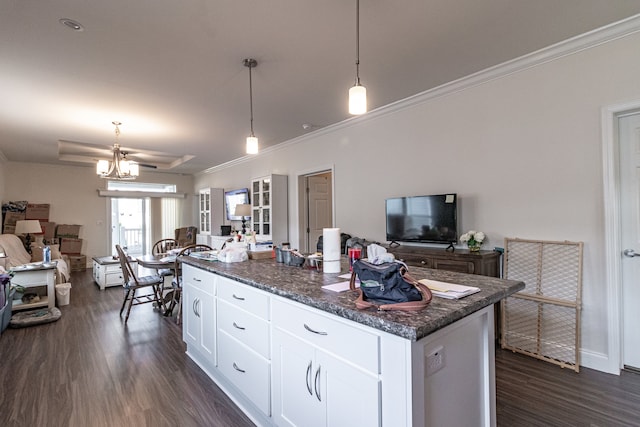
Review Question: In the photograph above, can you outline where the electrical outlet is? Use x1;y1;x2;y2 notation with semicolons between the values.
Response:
425;345;445;376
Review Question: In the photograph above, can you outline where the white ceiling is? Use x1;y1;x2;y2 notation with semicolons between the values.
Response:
2;0;640;175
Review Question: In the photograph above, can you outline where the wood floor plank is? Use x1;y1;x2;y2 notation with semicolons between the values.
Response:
1;269;640;426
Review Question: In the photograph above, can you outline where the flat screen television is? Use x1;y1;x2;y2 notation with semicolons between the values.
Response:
385;193;458;245
224;188;250;220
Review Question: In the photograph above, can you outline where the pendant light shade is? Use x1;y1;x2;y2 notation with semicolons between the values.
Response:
349;84;367;115
244;58;259;154
246;136;259;154
348;0;367;115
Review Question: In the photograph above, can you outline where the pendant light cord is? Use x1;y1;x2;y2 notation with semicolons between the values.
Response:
248;61;255;137
355;0;361;86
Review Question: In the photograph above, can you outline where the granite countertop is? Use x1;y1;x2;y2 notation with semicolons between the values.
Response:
181;256;524;341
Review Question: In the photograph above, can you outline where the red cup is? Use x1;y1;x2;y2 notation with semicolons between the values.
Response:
348;247;362;271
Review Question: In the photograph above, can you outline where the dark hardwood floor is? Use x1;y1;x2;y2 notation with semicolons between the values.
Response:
1;268;639;427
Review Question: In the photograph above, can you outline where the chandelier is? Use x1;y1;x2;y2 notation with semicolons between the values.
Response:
96;121;139;180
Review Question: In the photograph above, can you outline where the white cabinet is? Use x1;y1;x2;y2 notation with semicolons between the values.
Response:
182;264;217;365
251;175;288;245
216;276;271;416
11;265;56;311
92;256;136;291
271;298;381;427
198;187;224;236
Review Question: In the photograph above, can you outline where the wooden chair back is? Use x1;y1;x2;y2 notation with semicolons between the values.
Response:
152;239;179;255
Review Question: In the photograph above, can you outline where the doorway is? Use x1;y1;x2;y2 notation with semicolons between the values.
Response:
603;101;640;375
617;111;640;371
110;198;149;257
298;171;333;253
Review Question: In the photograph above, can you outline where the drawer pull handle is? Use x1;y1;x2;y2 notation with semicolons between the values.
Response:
232;362;245;373
314;365;322;402
233;322;245;330
306;361;313;395
304;324;328;336
193;277;202;282
232;294;245;301
421;260;426;265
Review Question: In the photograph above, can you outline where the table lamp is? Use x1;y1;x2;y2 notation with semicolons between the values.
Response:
234;204;251;234
15;219;42;254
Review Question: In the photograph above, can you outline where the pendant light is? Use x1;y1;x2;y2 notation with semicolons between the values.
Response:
244;58;259;154
348;0;367;115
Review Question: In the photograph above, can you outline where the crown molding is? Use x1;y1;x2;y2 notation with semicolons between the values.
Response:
198;14;640;176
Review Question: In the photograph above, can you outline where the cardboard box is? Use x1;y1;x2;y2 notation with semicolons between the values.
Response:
56;224;81;238
25;203;50;221
68;255;87;271
248;250;274;260
39;221;56;240
60;238;83;254
3;211;25;226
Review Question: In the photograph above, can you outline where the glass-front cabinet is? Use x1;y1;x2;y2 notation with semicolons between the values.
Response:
199;189;211;235
198;188;224;237
251;175;288;244
252;177;271;236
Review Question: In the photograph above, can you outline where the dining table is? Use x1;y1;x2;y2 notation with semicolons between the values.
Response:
135;253;179;315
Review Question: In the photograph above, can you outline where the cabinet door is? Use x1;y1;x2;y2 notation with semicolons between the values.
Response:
317;351;381;427
182;284;216;363
251;177;272;237
272;330;325;427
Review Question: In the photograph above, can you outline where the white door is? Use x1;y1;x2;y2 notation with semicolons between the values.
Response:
619;111;640;370
110;197;148;257
306;172;333;253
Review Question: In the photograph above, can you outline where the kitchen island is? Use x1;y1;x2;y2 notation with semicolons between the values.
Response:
180;256;524;427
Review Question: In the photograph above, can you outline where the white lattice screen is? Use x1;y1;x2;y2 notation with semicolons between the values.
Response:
501;238;583;372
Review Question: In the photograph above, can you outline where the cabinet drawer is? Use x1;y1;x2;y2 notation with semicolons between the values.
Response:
182;264;217;294
272;298;380;374
217;330;271;416
217;276;270;320
397;254;433;268
217;299;270;358
432;258;475;274
105;272;125;285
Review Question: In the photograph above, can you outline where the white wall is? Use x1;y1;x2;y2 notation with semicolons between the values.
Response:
2;162;195;263
194;29;640;372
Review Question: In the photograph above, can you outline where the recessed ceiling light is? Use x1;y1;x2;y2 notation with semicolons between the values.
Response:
59;18;84;32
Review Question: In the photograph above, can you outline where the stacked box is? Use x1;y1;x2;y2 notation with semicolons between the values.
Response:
2;211;25;234
56;224;81;238
39;222;56;241
25;203;50;221
60;238;83;255
68;255;87;272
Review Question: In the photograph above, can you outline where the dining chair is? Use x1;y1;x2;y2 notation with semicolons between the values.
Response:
116;244;163;324
152;238;179;255
165;244;213;324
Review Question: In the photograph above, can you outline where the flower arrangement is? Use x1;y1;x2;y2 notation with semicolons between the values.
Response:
460;230;486;251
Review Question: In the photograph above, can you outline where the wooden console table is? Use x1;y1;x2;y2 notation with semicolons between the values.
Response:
387;245;500;277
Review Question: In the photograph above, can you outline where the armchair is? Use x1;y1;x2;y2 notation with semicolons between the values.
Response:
0;234;69;283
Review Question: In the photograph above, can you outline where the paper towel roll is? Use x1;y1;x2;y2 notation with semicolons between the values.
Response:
323;228;341;273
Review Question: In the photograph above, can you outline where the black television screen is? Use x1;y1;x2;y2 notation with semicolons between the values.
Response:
225;188;250;220
385;193;458;244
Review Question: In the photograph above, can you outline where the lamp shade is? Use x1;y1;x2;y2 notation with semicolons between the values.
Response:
349;84;367;115
234;203;252;218
96;160;110;175
246;136;259;155
15;220;42;235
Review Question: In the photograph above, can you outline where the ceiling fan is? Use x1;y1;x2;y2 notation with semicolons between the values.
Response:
57;122;195;173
